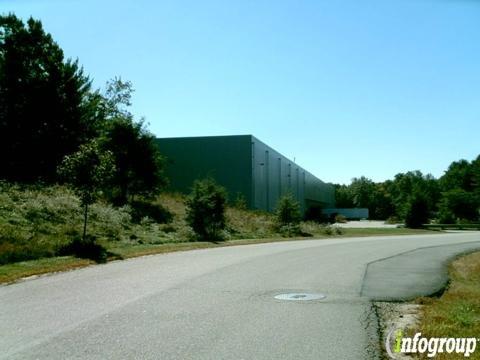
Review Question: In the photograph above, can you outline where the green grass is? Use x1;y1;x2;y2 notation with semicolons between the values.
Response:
0;182;439;284
415;251;480;359
0;256;93;284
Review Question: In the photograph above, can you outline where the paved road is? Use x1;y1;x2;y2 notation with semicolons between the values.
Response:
1;232;479;360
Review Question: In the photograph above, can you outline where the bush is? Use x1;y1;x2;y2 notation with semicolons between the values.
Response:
437;208;456;224
276;194;301;227
58;235;108;263
323;225;333;235
405;194;429;228
278;224;302;237
232;193;247;210
185;178;227;241
128;199;173;224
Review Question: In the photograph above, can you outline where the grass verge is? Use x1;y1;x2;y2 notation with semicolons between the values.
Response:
0;256;93;284
0;227;436;285
414;251;480;359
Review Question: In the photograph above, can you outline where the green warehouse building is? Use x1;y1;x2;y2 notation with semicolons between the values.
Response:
156;135;335;214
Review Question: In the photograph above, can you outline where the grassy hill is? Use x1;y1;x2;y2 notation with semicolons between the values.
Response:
0;182;334;265
0;182;434;283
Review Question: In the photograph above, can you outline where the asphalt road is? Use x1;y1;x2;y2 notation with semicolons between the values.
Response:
1;232;479;360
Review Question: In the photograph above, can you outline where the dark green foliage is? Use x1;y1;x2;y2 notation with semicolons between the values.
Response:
99;78;167;205
101;117;166;205
350;176;376;208
276;194;301;227
368;182;395;220
129;199;173;224
185;178;227;241
334;184;354;208
440;159;476;193
333;171;441;222
0;14;101;182
304;205;327;223
438;189;479;223
57;140;115;241
437;157;480;223
57;235;108;263
388;171;440;220
405;194;430;228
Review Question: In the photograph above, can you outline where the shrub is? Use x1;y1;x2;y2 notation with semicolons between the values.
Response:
323;225;333;235
278;224;302;237
58;235;108;263
405;194;429;228
276;194;301;227
128;199;173;224
232;193;247;210
437;208;456;224
185;178;227;241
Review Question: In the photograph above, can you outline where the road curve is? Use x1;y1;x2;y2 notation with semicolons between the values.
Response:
1;232;479;359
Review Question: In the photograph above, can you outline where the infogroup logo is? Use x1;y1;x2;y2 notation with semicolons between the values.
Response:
385;328;477;358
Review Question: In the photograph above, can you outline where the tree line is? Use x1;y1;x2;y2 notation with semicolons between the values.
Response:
0;14;167;242
0;15;165;202
334;159;480;227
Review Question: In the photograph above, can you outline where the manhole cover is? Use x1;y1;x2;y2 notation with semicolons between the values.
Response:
274;293;326;301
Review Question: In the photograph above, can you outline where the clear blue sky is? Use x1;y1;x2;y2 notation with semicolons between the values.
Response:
3;0;480;184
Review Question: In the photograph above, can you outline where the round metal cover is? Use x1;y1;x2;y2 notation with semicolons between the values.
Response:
274;293;326;301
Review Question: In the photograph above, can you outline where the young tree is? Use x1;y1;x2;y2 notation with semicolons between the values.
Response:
275;194;302;236
0;14;100;182
99;78;167;205
276;194;301;226
185;178;227;241
101;117;166;204
57;141;115;242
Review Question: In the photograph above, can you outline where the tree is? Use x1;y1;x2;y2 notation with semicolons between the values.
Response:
275;194;302;236
437;189;479;223
334;184;354;208
350;176;375;209
370;182;395;220
388;171;440;220
440;159;475;193
101;117;166;204
0;14;100;182
57;141;115;242
404;194;429;228
99;78;166;205
185;178;227;241
276;193;301;226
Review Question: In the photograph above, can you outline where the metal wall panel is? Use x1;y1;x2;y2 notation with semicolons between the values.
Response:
251;136;334;213
156;135;335;214
156;135;253;206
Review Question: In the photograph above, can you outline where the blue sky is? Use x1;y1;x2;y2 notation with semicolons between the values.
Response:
2;0;479;184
